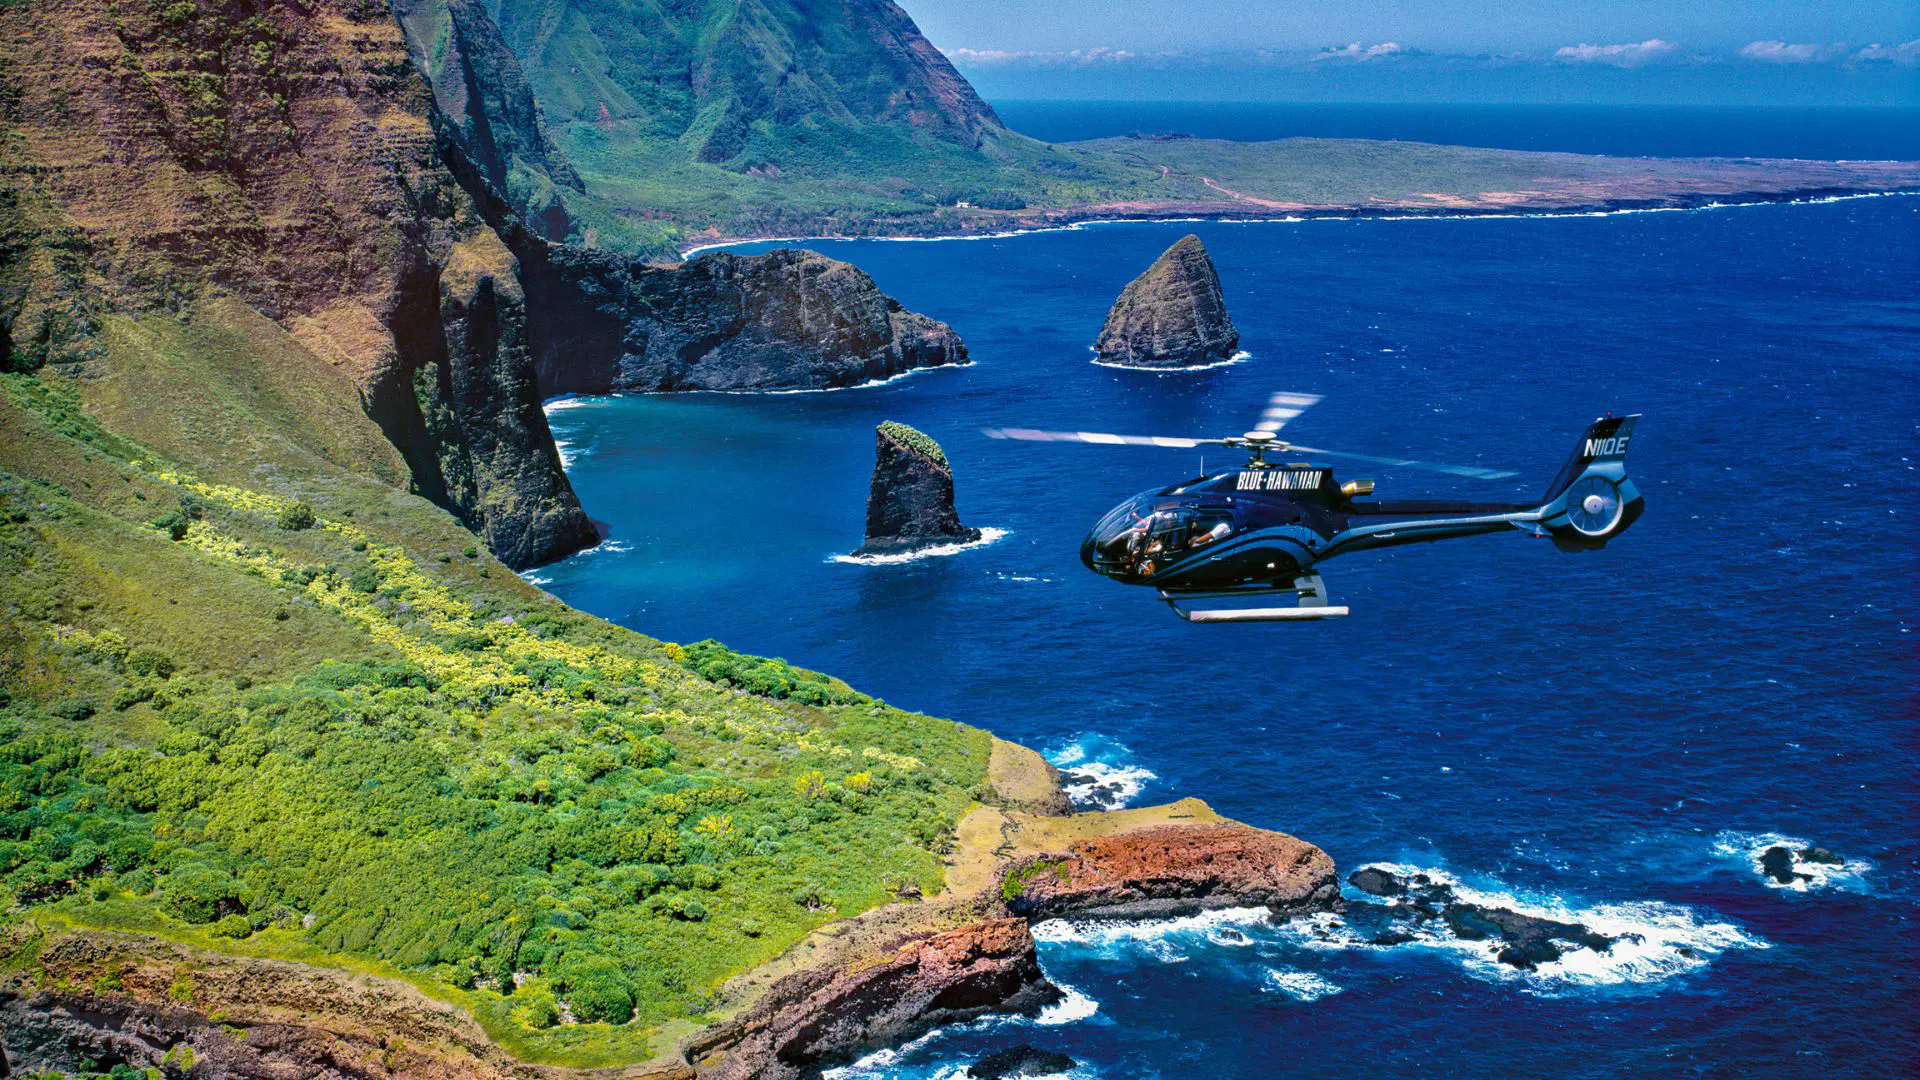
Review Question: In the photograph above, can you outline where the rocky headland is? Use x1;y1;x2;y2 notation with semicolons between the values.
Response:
1093;234;1241;369
528;249;968;396
2;744;1337;1079
853;422;982;557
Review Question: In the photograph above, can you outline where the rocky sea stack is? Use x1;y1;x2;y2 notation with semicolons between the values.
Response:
1093;234;1241;369
855;422;982;556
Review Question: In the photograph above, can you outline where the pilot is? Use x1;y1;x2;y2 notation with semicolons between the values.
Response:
1190;520;1231;547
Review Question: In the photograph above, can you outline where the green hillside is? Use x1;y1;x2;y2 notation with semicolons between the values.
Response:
0;305;990;1065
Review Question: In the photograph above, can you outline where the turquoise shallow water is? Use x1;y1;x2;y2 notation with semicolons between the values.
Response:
534;194;1919;1076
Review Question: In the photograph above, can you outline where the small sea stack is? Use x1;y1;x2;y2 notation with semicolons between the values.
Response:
854;421;981;556
1093;234;1241;369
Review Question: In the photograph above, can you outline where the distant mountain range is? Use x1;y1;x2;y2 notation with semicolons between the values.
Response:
412;0;1920;256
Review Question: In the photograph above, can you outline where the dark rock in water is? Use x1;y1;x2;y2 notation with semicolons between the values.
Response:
1093;234;1240;369
1348;867;1408;897
972;1044;1079;1079
1799;846;1842;866
1345;866;1617;970
1760;845;1812;884
1059;768;1127;808
854;422;981;556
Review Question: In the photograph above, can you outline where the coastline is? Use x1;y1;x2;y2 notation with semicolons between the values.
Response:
678;187;1920;257
4;739;1337;1079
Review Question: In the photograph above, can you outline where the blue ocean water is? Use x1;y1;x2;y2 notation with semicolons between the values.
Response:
535;193;1920;1075
992;101;1920;161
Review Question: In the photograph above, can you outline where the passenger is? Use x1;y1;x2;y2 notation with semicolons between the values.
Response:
1191;520;1232;546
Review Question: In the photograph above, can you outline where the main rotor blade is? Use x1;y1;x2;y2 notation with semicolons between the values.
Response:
1284;443;1519;480
982;428;1226;448
1256;391;1323;435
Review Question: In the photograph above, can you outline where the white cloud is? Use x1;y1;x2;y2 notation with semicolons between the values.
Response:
1851;39;1920;66
1552;39;1677;67
1738;40;1842;64
946;45;1143;68
1310;41;1404;63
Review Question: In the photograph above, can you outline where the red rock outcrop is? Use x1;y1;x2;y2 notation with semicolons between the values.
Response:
690;919;1056;1080
1006;822;1338;919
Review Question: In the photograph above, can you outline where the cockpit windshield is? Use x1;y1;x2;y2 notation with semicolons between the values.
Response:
1085;495;1238;579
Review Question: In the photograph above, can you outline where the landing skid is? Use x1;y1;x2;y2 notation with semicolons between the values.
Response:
1159;574;1349;623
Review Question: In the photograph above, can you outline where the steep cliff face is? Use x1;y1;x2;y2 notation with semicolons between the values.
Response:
692;919;1056;1080
855;421;980;556
489;0;1003;162
391;0;584;242
0;0;595;567
520;246;969;395
1094;234;1241;369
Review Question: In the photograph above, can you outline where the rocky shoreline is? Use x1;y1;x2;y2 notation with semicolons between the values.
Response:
677;185;1920;257
1;743;1336;1079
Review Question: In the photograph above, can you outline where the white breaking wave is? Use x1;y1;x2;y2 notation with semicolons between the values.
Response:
1263;967;1344;1002
818;983;1098;1080
830;527;1008;565
1035;982;1101;1025
1054;760;1157;811
1091;349;1252;373
1032;906;1273;959
1313;863;1768;990
700;362;973;395
1710;831;1873;893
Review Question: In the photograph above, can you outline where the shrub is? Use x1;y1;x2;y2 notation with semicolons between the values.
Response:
125;647;176;679
47;697;94;721
163;864;250;924
558;956;633;1024
210;913;252;939
738;918;764;937
517;986;559;1029
276;501;315;530
347;566;380;593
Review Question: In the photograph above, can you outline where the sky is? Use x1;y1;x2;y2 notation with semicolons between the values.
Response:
901;1;1920;106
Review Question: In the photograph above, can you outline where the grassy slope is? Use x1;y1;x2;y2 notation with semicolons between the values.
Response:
0;302;994;1066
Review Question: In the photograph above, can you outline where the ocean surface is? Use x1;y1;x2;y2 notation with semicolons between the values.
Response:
992;101;1920;161
532;126;1919;1076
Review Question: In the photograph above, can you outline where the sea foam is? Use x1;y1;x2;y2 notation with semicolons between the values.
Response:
1710;830;1873;893
830;527;1008;566
1315;863;1768;990
1046;735;1157;810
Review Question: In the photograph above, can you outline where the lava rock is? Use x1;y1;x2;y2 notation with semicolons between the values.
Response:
1093;234;1240;368
972;1045;1079;1079
1348;867;1408;897
1799;846;1842;866
1760;846;1811;885
1344;866;1618;970
854;422;981;556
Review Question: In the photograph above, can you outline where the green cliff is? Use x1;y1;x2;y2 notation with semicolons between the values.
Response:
0;0;991;1068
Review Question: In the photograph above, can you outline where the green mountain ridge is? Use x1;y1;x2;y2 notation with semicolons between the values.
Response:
444;0;1920;257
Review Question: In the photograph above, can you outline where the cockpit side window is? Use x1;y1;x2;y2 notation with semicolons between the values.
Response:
1089;499;1239;578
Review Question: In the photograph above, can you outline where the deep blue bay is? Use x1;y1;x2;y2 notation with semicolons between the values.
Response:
533;193;1919;1075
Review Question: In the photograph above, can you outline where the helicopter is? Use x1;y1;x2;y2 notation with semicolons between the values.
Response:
984;393;1642;622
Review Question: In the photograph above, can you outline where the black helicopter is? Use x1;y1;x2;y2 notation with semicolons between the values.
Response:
985;393;1642;622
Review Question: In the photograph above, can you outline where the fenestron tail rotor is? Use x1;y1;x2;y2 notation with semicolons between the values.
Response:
983;391;1516;479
